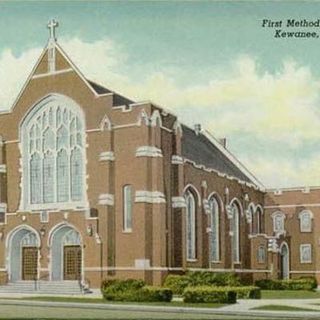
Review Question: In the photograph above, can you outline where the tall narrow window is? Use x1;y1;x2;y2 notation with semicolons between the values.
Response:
232;203;240;263
123;185;133;231
21;95;86;210
256;207;263;234
57;149;69;202
71;148;82;201
30;153;41;204
43;152;54;203
209;197;220;262
185;190;196;260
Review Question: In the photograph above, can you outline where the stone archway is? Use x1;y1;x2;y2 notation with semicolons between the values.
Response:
49;224;82;281
7;226;40;282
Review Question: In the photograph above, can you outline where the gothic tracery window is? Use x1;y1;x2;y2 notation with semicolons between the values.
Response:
21;96;85;210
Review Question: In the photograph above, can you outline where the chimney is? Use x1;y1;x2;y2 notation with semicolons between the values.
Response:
219;138;227;148
194;124;202;135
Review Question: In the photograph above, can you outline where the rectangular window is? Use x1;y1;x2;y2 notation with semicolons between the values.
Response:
300;244;312;263
123;185;133;232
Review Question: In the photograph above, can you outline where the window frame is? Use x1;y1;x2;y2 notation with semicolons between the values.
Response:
185;189;197;261
299;211;313;233
231;202;241;264
272;212;285;233
208;196;220;263
300;244;312;264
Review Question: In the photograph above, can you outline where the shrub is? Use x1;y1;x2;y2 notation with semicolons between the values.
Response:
255;278;317;291
299;277;318;290
187;271;241;287
233;286;261;299
101;279;173;302
255;279;283;290
282;278;317;291
163;275;190;295
183;286;237;304
138;286;173;302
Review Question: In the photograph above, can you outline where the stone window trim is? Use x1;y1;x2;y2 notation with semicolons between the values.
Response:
300;244;312;264
298;210;313;233
185;189;197;261
271;211;285;234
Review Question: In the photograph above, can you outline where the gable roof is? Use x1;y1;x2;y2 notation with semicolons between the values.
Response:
87;79;134;106
181;125;264;189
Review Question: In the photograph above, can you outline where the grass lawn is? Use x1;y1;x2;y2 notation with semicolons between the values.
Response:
19;296;224;308
261;290;320;299
252;304;316;312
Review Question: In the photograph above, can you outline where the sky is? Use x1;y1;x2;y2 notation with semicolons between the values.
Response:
0;1;320;188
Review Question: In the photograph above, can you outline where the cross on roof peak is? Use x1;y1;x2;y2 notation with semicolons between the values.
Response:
47;19;59;42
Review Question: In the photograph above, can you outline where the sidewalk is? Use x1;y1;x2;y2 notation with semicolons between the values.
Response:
220;298;320;312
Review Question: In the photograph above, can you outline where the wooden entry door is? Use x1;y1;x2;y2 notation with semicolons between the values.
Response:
22;247;38;280
63;245;82;280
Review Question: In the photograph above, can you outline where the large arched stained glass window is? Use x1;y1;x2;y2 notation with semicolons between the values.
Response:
21;95;86;210
209;197;220;262
185;190;196;260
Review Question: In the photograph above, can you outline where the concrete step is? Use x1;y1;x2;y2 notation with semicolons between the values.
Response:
0;281;84;294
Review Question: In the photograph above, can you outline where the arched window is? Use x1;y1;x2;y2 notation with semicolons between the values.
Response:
209;197;220;262
272;212;285;233
256;207;263;234
20;95;86;210
185;190;196;260
299;211;313;232
257;245;266;263
231;202;240;263
123;185;133;231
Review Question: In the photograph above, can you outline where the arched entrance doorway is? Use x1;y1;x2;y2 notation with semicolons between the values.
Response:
49;224;82;281
280;242;290;280
7;226;40;282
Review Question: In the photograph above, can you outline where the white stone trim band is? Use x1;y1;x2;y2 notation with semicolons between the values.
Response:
135;191;166;204
99;151;115;162
136;146;163;158
98;194;114;206
172;196;186;208
171;155;184;165
0;165;6;173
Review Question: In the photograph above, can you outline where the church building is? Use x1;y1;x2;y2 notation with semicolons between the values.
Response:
0;20;318;293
